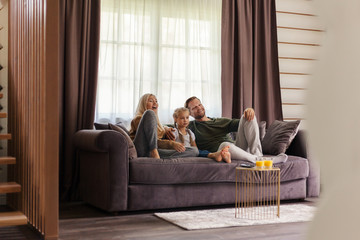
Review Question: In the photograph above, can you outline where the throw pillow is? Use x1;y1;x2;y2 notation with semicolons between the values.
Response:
94;122;109;130
94;122;130;134
115;121;130;135
261;120;300;155
259;121;267;141
109;123;137;160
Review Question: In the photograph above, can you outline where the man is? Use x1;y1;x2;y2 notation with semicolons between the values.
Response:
184;96;287;163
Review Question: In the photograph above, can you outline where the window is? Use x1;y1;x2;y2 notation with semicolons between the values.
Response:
96;0;222;126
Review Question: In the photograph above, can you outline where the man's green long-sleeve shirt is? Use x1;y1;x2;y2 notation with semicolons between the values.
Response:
188;118;239;152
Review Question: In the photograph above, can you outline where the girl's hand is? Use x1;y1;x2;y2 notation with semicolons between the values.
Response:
172;142;185;152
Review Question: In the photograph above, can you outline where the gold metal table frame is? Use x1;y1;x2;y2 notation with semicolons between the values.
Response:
235;167;280;219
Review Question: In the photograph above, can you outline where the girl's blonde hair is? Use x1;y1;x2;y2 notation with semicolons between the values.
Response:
135;93;164;132
173;107;193;144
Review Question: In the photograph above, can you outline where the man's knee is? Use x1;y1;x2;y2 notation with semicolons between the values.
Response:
218;142;232;150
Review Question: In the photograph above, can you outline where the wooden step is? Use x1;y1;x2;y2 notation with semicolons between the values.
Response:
0;134;11;140
0;157;16;165
0;182;21;194
0;211;27;227
0;112;6;118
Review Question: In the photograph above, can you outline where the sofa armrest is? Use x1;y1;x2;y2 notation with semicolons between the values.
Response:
74;129;129;212
285;130;307;158
286;130;320;198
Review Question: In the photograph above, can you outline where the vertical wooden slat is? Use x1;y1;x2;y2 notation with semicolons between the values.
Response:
34;0;38;231
21;2;26;217
44;1;60;237
30;0;33;228
8;0;59;239
31;0;35;230
36;0;41;232
25;1;29;225
30;0;35;229
37;0;41;230
33;0;39;231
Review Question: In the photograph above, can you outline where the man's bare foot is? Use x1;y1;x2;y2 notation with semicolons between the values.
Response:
221;146;231;163
208;146;231;163
150;149;160;159
208;151;222;162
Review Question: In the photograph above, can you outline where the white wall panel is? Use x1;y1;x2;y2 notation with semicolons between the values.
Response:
281;89;307;104
279;58;317;74
282;104;306;118
276;0;324;129
278;43;320;60
280;74;310;89
277;13;324;30
275;0;319;130
276;0;317;15
277;28;324;45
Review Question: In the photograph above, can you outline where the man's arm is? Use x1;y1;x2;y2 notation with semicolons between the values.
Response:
228;118;240;132
164;126;176;140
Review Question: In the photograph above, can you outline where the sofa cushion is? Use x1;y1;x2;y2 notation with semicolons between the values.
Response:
262;120;300;155
129;155;309;185
109;123;137;159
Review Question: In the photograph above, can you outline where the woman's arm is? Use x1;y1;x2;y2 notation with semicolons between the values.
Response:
157;139;185;152
157;139;173;149
129;116;141;140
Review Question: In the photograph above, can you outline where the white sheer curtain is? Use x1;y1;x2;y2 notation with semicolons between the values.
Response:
96;0;222;127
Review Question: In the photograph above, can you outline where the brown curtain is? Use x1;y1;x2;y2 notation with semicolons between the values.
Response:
59;0;101;201
221;0;283;124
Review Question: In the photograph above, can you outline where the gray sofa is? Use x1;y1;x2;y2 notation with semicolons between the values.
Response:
73;129;320;212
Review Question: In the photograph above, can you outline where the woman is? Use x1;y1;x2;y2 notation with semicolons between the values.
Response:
129;93;199;159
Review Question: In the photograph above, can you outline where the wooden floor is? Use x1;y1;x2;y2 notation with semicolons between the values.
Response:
0;199;318;240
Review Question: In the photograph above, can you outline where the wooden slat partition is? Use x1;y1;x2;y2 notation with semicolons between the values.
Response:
276;0;324;129
8;1;59;239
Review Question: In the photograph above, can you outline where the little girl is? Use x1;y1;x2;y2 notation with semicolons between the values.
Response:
173;107;231;163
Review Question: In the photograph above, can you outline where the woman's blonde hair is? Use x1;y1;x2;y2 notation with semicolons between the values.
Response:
135;93;164;132
173;107;193;144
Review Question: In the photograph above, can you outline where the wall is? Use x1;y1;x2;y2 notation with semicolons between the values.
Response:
276;0;324;129
307;0;360;239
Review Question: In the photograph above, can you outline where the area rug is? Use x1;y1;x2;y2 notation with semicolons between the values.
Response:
154;204;316;230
